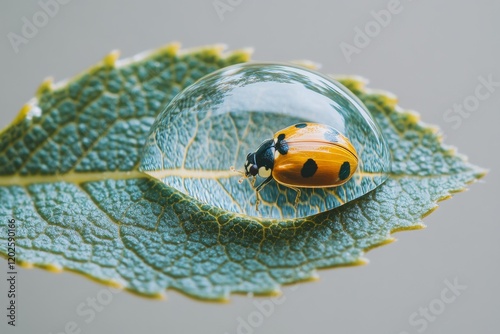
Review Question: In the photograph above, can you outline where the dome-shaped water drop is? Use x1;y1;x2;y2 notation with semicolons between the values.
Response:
139;63;390;219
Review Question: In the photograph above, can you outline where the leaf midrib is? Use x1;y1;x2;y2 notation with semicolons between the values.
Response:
0;170;145;186
0;169;476;187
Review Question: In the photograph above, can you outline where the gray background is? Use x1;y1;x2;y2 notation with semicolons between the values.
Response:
0;1;498;333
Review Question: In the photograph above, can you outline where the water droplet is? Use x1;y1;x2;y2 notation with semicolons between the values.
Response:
140;63;390;219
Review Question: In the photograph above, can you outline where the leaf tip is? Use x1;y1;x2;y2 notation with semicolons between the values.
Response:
161;41;182;57
406;110;422;125
290;60;322;70
370;89;399;108
364;237;397;252
308;271;321;281
391;223;427;233
103;50;121;67
334;75;369;92
330;258;370;267
216;295;231;303
127;289;166;300
20;261;62;272
261;288;283;297
44;263;63;273
208;43;227;56
18;260;34;269
107;279;125;289
438;193;453;201
475;167;489;179
354;257;369;266
227;47;253;63
382;237;397;246
150;292;167;300
181;43;227;59
12;103;33;126
36;76;54;95
6;100;41;132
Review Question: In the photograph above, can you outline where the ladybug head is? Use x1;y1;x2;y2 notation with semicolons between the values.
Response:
244;152;259;177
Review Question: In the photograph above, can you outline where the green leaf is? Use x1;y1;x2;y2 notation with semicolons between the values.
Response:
0;44;485;300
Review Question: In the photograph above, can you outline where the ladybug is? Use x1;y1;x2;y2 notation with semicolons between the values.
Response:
243;122;358;209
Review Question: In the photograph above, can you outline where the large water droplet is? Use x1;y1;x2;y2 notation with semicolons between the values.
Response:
139;63;390;219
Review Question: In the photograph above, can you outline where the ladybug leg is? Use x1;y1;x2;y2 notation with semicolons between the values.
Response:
288;186;301;207
254;176;273;212
255;176;273;192
255;192;261;212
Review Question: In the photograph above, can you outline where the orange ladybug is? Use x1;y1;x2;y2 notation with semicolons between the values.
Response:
243;122;358;208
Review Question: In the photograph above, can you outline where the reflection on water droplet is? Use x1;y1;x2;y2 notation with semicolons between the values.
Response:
139;63;390;219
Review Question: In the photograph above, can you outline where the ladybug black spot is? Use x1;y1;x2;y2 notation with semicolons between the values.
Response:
339;161;350;180
276;142;288;154
276;133;288;154
295;123;307;128
301;159;318;178
324;129;339;143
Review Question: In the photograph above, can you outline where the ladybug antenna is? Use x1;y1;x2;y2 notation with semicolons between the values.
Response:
229;166;253;185
230;166;245;176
